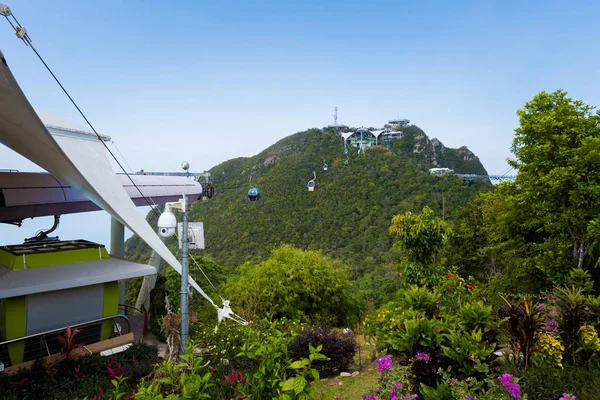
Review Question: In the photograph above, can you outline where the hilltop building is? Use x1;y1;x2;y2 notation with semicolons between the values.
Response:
387;118;410;128
341;116;408;151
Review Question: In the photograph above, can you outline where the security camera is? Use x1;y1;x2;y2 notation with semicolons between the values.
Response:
157;209;177;238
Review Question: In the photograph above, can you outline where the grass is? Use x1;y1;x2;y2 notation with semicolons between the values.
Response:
315;367;379;399
314;334;380;399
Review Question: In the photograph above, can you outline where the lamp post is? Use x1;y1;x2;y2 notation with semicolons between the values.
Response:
157;161;192;354
179;193;189;353
180;161;190;353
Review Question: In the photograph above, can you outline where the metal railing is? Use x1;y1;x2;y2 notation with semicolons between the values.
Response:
0;314;130;367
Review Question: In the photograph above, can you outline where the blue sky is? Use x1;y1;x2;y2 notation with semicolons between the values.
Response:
0;0;599;248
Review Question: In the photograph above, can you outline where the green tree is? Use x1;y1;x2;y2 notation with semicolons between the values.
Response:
221;245;360;325
508;90;600;284
389;206;448;285
443;186;544;293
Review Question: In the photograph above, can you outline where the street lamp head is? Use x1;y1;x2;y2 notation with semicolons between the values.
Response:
181;161;190;171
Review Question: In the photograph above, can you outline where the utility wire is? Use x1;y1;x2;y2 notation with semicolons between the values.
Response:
2;12;162;220
111;140;135;175
3;11;221;295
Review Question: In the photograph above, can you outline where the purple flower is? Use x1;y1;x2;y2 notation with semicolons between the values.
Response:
375;356;393;373
507;383;521;398
559;394;576;400
451;380;456;386
376;387;380;393
465;396;471;400
498;374;521;398
547;319;559;335
535;303;544;312
415;352;430;361
498;373;513;385
393;382;402;389
366;395;377;400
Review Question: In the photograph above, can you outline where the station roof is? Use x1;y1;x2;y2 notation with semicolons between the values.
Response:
0;257;156;298
0;172;202;223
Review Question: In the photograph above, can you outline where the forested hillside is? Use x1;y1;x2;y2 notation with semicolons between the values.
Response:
125;125;490;271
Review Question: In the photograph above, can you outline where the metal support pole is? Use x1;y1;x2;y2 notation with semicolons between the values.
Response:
110;217;125;310
134;243;164;313
180;195;189;354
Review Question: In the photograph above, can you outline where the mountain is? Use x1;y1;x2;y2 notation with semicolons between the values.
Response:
125;125;490;272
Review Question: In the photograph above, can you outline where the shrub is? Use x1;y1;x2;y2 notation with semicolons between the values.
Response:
506;362;600;400
441;329;496;377
364;305;407;347
221;245;360;325
388;316;446;356
0;343;158;400
437;271;475;311
399;285;440;318
498;296;545;370
115;342;160;384
287;325;357;377
456;301;497;342
555;286;593;365
535;332;564;367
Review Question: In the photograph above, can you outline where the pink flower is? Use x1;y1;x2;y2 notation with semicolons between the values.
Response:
559;394;576;400
375;356;393;373
498;374;521;398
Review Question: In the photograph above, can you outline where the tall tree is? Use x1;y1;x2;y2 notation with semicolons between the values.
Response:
389;206;448;285
509;90;600;283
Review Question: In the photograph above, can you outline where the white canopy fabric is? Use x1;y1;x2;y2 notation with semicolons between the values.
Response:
341;132;355;141
0;49;217;309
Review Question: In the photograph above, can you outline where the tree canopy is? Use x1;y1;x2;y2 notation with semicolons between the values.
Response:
125;126;490;274
445;90;600;291
221;245;360;325
510;90;600;280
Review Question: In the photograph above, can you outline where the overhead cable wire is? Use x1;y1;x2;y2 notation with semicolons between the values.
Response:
2;10;163;220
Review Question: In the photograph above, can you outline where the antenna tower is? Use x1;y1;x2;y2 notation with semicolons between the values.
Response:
334;107;338;126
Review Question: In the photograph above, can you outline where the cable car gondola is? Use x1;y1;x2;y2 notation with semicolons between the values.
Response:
198;172;215;201
307;171;316;192
202;182;215;200
248;174;260;202
248;187;260;202
322;159;328;171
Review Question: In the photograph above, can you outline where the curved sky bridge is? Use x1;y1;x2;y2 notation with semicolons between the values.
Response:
456;174;516;182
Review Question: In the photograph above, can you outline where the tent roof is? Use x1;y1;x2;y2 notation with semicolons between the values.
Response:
0;258;156;298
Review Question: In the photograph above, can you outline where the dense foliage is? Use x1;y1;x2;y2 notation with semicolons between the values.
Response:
221;245;360;325
445;90;600;294
0;342;158;400
125;125;489;271
288;325;357;377
19;90;600;399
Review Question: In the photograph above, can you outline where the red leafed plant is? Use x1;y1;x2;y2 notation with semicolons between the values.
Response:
224;368;243;385
107;358;123;379
57;325;82;360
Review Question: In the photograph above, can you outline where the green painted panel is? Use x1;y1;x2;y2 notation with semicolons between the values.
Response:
0;247;109;270
0;296;26;365
101;281;119;340
0;249;15;269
